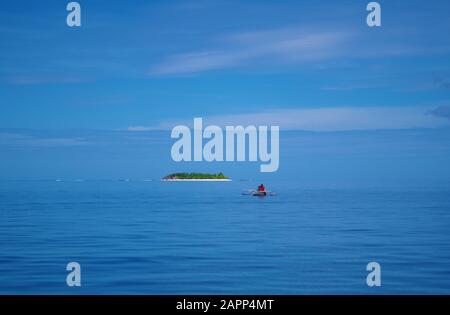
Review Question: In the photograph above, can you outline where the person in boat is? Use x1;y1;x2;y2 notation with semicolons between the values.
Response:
257;184;266;192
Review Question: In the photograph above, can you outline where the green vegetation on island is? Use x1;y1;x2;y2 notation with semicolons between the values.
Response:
163;172;230;180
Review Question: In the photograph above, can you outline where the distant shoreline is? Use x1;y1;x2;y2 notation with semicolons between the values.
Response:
161;179;232;182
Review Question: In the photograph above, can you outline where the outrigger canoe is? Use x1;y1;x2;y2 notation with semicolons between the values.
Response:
242;189;276;196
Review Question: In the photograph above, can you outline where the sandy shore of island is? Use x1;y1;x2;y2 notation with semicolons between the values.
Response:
161;179;232;182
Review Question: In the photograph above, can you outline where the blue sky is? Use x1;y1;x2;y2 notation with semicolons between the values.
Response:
1;0;450;130
1;1;450;182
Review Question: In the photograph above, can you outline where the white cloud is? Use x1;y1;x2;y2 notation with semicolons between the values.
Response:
129;106;450;132
149;18;450;76
127;126;160;132
0;132;90;146
150;28;354;75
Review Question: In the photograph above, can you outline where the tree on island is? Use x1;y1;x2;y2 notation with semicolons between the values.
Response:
163;172;229;180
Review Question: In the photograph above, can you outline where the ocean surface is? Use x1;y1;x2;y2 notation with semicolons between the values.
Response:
1;180;450;294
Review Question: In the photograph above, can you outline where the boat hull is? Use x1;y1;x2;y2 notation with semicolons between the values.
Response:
252;191;267;196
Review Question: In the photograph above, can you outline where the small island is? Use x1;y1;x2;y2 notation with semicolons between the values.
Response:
162;172;231;181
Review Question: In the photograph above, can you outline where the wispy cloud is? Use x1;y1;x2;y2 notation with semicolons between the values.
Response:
149;20;450;76
321;84;381;91
171;0;224;11
150;28;354;75
129;106;450;132
0;132;90;146
427;105;450;120
2;75;89;85
126;126;161;132
433;76;450;90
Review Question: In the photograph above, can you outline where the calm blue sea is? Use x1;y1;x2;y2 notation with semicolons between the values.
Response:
1;180;450;294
